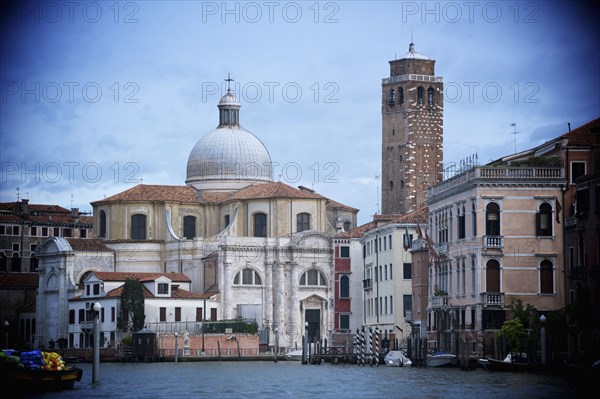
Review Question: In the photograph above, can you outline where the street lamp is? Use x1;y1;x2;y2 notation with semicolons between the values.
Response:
540;314;547;366
174;332;179;363
92;301;101;384
4;320;9;349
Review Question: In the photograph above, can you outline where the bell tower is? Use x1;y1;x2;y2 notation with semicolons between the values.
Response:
381;42;443;215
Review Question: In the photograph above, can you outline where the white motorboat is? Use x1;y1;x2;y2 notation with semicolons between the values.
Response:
284;349;303;361
383;351;412;367
426;351;459;367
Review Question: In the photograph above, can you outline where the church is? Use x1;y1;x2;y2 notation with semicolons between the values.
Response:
35;86;358;351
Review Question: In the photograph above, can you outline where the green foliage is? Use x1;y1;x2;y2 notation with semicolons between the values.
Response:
203;319;258;334
121;335;133;347
117;279;146;332
497;318;528;353
506;299;535;328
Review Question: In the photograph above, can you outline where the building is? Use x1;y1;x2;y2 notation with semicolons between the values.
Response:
381;42;443;215
0;200;93;273
35;88;358;352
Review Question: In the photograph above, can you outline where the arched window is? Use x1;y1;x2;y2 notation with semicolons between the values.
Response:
485;202;500;236
253;212;267;237
183;215;196;239
485;259;500;292
340;275;350;298
131;214;146;240
428;87;434;106
99;210;107;238
233;268;262;285
30;255;38;273
540;260;553;294
343;221;351;232
300;269;326;286
389;180;394;190
297;213;311;232
536;203;552;236
388;89;395;105
11;253;20;272
0;253;6;272
399;87;404;104
417;86;424;105
400;180;405;188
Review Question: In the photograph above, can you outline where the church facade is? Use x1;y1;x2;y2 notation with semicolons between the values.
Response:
35;88;358;351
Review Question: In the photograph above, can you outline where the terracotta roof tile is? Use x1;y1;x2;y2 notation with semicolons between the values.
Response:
92;184;200;204
561;117;600;146
66;238;113;252
336;207;428;238
336;221;378;238
91;271;191;283
0;272;39;289
227;181;324;201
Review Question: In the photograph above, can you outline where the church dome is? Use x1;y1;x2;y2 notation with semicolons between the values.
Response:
186;90;273;191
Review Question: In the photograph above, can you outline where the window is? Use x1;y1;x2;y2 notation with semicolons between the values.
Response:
390;264;393;280
300;269;326;286
80;229;87;238
540;260;553;294
427;87;434;106
471;202;477;236
403;295;412;317
389;234;392;249
297;213;310;232
157;283;169;294
343;221;351;232
417;86;424;104
224;214;230;229
570;161;586;184
340;275;349;298
458;205;465;239
175;307;181;322
233;268;262;285
340;246;350;258
131;214;146;240
183;215;196;239
69;310;75;324
63;228;72;237
536;203;553;236
403;263;411;279
196;308;204;322
160;307;166;322
30;226;37;236
253;213;267;237
398;87;404;104
53;227;59;236
340;314;350;331
99;210;107;237
486;259;500;292
41;227;48;237
93;283;100;295
485;202;500;236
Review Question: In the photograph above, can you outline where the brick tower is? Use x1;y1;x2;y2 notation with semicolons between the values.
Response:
381;42;443;215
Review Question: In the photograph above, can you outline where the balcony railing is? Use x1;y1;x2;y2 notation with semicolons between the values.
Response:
79;321;94;331
435;242;448;256
382;74;443;85
481;292;504;307
431;295;449;308
483;235;503;249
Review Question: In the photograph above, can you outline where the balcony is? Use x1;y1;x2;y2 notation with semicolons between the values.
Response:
363;278;372;291
435;242;448;256
431;295;449;309
483;235;503;249
481;292;504;308
79;321;95;331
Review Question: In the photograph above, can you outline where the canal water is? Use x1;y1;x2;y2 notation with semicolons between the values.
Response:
26;361;588;399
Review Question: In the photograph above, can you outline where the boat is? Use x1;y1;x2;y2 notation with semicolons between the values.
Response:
383;350;412;367
0;349;83;393
479;353;532;372
426;351;459;367
284;349;303;361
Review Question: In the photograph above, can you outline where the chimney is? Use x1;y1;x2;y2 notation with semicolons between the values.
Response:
71;208;80;220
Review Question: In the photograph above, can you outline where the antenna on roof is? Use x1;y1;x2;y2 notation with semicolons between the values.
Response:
510;123;518;154
16;187;20;201
70;193;74;209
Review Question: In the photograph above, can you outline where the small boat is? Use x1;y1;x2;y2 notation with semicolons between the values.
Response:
0;349;83;393
284;349;303;361
479;353;531;372
426;351;459;367
383;350;412;367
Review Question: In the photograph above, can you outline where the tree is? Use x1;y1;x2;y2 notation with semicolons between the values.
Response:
506;299;535;328
497;318;527;354
117;279;146;332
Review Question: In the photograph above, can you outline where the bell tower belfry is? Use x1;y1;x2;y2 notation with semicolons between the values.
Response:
381;42;443;215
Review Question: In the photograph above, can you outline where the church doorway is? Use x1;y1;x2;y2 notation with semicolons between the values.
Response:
305;309;320;342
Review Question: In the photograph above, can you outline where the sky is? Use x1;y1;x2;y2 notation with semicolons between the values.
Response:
1;0;599;225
